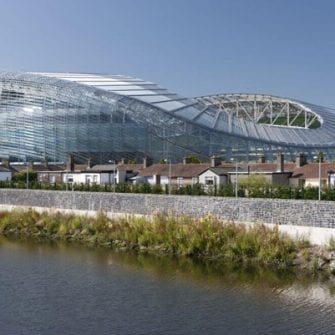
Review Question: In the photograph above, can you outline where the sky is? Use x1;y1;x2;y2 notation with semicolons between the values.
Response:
0;0;335;107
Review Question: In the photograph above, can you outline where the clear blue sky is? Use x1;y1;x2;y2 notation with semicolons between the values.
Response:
1;0;335;106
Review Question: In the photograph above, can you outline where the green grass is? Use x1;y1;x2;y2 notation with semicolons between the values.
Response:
0;209;302;269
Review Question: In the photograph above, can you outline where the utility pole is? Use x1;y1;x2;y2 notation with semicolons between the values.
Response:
26;156;29;190
231;157;238;198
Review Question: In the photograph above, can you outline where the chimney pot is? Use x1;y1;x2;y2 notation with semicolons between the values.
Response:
210;156;221;168
296;153;307;168
258;155;266;164
1;159;9;168
67;154;75;172
276;152;284;172
143;156;153;169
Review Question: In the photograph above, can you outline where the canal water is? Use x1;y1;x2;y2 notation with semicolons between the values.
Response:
1;238;335;335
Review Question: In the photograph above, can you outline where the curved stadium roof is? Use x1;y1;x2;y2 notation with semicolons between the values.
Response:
0;71;334;162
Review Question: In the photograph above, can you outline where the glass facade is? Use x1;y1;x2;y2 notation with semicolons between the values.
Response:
0;72;335;163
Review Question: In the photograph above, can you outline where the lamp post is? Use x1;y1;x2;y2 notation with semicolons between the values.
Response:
108;160;116;192
163;158;172;195
25;156;29;190
169;159;172;195
26;162;29;190
231;157;238;198
164;158;172;195
314;155;321;201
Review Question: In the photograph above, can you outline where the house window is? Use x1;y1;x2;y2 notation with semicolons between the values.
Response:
177;177;184;187
85;176;91;184
49;175;56;183
93;175;98;183
205;176;215;186
192;177;198;185
67;175;74;183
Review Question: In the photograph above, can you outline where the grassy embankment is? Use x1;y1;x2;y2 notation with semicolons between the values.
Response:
0;208;312;271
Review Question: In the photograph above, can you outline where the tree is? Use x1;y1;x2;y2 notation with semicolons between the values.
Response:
185;155;200;164
13;170;37;183
239;175;270;198
315;151;325;163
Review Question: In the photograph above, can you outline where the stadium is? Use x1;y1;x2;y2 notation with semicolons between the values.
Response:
0;71;334;163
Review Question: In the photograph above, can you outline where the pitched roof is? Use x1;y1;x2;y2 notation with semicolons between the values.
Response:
11;163;66;172
87;163;144;173
291;163;335;179
246;162;296;173
116;164;144;173
88;164;117;172
200;167;232;176
213;162;296;173
0;165;11;172
73;164;89;172
138;163;210;178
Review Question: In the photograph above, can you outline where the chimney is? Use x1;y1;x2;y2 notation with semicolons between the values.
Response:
258;155;266;164
67;154;75;172
210;156;221;168
143;156;153;169
276;152;284;172
87;157;93;169
296;153;307;168
1;159;9;168
183;157;187;165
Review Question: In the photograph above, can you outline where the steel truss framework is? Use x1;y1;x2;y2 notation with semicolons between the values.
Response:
0;72;334;163
195;94;320;129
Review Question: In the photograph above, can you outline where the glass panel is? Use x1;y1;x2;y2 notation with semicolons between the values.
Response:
174;106;202;119
154;101;187;111
136;95;177;103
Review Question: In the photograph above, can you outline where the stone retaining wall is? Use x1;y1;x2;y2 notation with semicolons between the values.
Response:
0;189;334;228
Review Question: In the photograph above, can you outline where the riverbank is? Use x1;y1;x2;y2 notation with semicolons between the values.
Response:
1;208;335;275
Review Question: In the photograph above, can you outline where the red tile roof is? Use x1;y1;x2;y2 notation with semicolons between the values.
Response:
247;162;296;173
291;163;335;179
117;164;144;173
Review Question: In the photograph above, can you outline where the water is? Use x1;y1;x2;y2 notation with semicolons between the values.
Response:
1;238;335;335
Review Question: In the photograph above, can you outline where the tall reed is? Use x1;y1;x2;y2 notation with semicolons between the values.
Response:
0;209;299;268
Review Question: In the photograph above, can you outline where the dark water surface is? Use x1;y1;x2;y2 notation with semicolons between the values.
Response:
1;238;335;335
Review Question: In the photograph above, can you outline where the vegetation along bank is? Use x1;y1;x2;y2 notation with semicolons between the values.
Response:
1;208;335;275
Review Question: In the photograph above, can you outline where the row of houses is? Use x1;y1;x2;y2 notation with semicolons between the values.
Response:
1;153;335;189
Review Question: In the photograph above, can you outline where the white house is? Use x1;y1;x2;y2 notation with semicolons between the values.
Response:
62;165;120;185
0;165;12;181
61;163;144;185
135;163;210;187
198;167;228;187
290;162;334;188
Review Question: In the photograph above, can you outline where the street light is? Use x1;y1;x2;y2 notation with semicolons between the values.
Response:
314;155;321;201
108;160;116;192
231;157;238;198
25;155;29;190
169;159;172;195
164;158;172;195
26;162;29;190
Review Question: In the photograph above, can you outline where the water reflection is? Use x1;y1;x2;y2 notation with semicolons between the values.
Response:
2;236;335;297
1;237;335;335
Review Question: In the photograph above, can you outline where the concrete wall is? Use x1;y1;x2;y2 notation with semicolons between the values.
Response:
0;189;335;229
